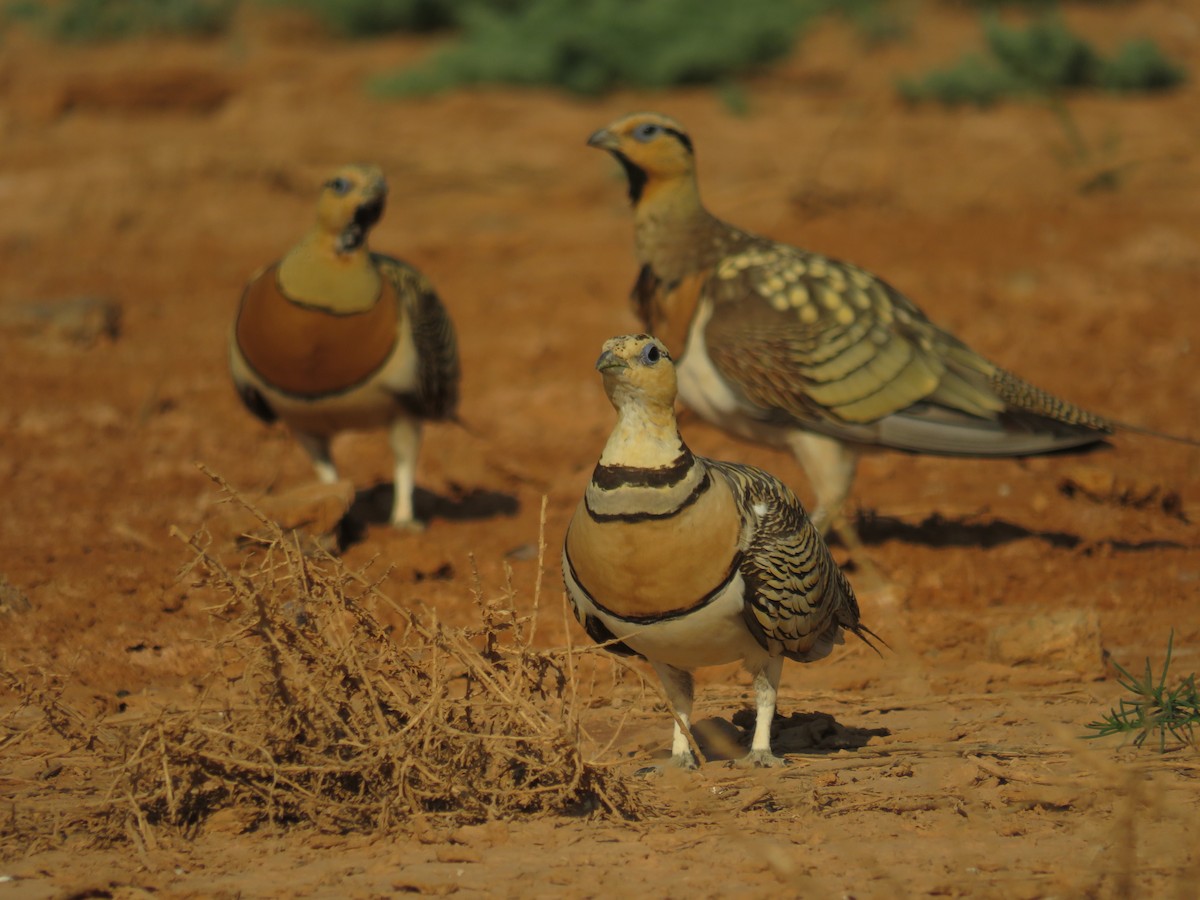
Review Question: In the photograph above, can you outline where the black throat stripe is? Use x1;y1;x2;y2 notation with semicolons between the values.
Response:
591;450;695;491
614;153;648;205
565;546;745;626
585;469;711;523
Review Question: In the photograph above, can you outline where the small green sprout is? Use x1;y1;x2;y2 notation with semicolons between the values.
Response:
1085;632;1199;753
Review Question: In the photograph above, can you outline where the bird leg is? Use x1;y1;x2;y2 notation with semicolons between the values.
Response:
737;655;788;768
296;432;338;485
388;417;423;530
786;430;893;594
650;661;699;770
784;430;858;538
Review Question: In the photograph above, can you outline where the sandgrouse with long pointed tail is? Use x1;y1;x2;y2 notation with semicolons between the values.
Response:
563;334;879;769
230;164;459;529
586;113;1195;551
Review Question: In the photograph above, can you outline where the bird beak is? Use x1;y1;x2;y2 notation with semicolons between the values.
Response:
595;349;626;373
586;128;619;151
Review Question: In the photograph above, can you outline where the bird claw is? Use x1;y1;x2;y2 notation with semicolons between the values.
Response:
731;750;789;769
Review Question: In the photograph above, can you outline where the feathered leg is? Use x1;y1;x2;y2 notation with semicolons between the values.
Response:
650;661;698;770
296;432;338;485
739;655;787;767
388;417;423;530
785;430;858;539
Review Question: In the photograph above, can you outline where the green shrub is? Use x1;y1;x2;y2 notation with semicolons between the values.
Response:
7;0;237;41
983;14;1097;89
372;0;818;96
899;14;1185;107
896;51;1019;106
1096;37;1186;91
831;0;910;46
952;0;1099;6
0;0;42;28
269;0;463;36
1085;632;1198;753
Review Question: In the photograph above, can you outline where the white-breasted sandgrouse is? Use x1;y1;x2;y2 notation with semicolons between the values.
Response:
230;164;460;529
586;112;1170;549
563;334;878;769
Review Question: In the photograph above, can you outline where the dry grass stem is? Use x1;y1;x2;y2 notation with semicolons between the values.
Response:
1;474;648;853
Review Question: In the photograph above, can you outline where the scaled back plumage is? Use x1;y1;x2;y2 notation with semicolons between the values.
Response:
587;112;1127;552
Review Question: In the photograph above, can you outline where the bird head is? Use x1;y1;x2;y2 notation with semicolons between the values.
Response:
595;334;677;411
316;164;388;254
587;112;696;205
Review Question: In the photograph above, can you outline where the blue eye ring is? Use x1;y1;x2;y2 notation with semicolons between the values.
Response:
640;343;665;365
632;123;662;142
326;177;352;195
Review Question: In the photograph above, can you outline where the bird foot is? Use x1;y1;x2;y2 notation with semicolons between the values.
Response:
731;750;789;769
636;752;699;777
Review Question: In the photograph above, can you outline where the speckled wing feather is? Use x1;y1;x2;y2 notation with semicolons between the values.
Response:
631;217;754;337
706;459;863;662
701;239;1112;455
377;255;460;420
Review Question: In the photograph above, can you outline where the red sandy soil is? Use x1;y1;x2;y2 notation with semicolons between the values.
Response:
2;3;1199;897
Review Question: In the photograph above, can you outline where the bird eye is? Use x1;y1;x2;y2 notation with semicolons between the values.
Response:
632;123;662;142
326;177;352;195
640;343;665;365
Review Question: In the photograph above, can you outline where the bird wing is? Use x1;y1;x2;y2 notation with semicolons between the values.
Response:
706;459;866;662
376;255;461;420
700;240;1112;455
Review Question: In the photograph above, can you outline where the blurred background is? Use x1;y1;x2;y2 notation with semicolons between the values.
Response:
1;0;1198;702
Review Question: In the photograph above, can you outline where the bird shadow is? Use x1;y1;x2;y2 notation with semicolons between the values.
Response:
846;511;1189;553
688;709;889;763
337;483;520;546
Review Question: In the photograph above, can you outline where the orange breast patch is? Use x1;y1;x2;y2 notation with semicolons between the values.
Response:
566;482;741;620
236;264;399;396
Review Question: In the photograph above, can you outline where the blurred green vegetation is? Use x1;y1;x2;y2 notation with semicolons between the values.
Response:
899;14;1185;106
263;0;534;36
1;0;1182;107
370;0;820;97
2;0;236;40
267;0;456;34
833;0;910;46
951;0;1130;6
1096;38;1186;90
0;0;903;96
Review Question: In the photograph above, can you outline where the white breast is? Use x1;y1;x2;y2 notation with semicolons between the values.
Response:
569;567;769;671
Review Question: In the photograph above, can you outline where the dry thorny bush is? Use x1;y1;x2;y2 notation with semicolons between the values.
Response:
0;481;648;854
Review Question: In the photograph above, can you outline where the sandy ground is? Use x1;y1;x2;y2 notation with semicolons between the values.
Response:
2;3;1199;897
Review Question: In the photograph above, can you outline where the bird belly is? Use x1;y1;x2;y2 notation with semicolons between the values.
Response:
229;326;419;436
564;486;766;670
575;569;766;670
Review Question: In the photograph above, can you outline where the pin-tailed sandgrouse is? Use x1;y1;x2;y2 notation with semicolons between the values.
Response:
563;334;877;769
586;113;1137;548
230;164;459;529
